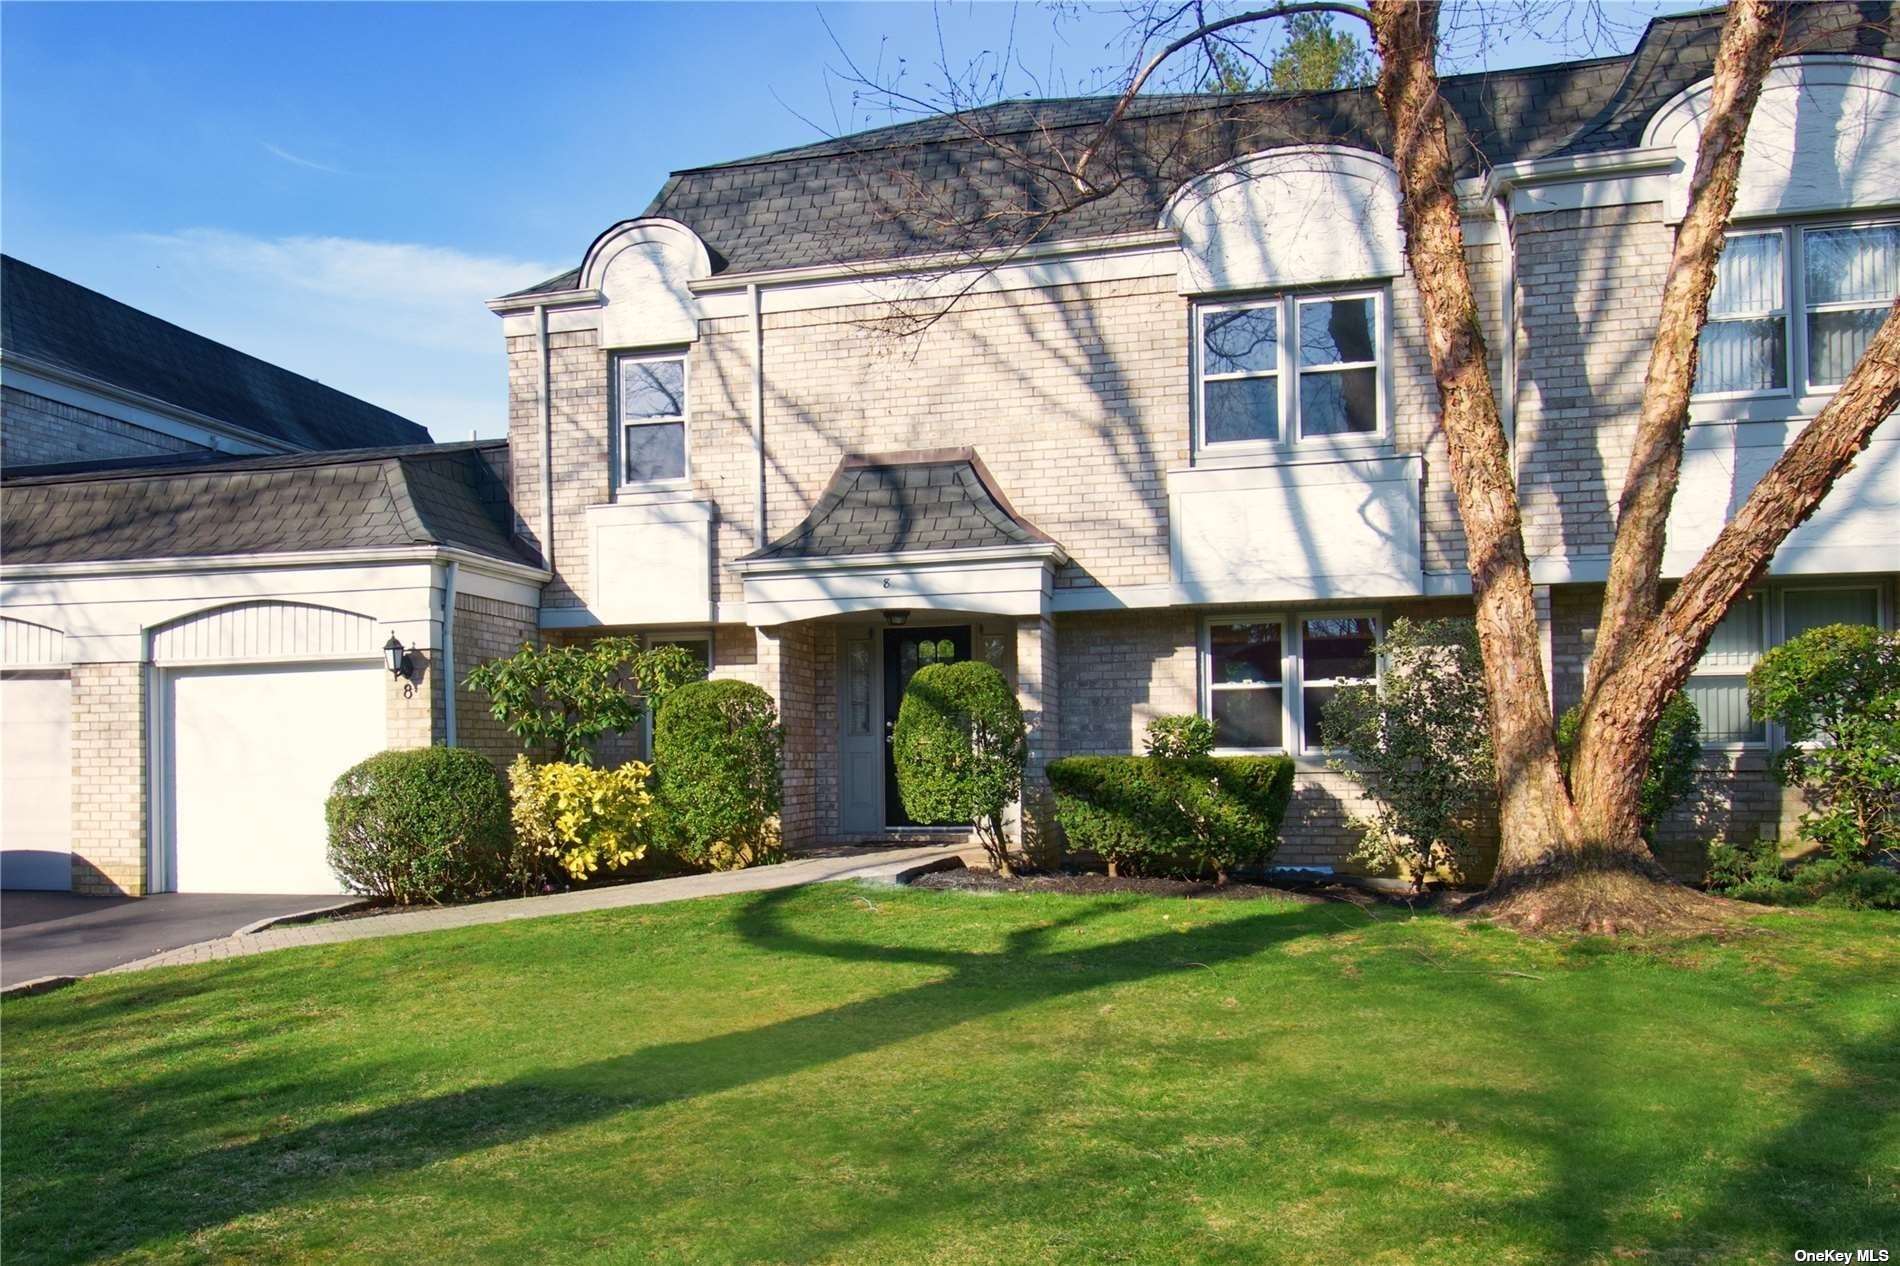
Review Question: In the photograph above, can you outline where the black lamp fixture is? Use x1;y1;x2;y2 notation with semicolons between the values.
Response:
883;609;910;627
383;634;411;680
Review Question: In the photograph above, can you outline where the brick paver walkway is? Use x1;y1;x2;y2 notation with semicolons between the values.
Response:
103;845;966;976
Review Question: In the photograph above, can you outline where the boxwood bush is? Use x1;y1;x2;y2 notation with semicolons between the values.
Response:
325;746;512;904
654;679;783;870
1048;755;1295;883
893;661;1027;874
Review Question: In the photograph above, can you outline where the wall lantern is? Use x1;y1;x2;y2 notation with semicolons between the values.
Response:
883;610;911;627
383;634;411;680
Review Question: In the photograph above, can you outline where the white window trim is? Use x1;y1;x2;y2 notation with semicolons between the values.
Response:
637;630;713;756
1686;590;1771;750
1193;288;1390;458
1691;214;1900;417
1200;610;1380;758
613;349;691;493
1693;227;1792;404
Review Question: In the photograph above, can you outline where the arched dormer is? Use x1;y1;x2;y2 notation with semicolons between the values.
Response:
1160;145;1404;295
578;217;714;349
1643;54;1900;223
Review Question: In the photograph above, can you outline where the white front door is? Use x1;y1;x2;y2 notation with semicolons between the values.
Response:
1;673;73;891
163;661;385;894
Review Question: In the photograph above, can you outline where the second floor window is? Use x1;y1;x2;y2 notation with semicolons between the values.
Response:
1695;219;1899;399
1197;290;1384;450
616;352;687;486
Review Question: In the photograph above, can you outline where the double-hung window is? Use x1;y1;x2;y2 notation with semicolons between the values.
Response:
1197;291;1383;449
616;352;688;487
1685;584;1884;746
1202;614;1378;754
1695;219;1899;399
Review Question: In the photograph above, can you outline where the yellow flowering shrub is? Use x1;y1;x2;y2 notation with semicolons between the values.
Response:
507;756;654;885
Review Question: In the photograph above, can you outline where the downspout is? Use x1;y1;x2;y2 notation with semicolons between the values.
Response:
749;281;766;549
1494;194;1519;478
537;302;554;572
441;559;459;747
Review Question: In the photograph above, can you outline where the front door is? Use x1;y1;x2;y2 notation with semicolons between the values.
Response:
883;625;972;827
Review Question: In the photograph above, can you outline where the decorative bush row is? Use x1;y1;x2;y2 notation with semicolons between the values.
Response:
326;746;514;905
508;756;655;887
893;661;1026;874
654;678;785;870
1048;755;1294;883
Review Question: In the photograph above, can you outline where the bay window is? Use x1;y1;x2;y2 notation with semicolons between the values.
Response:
1197;290;1384;450
616;352;688;486
1695;218;1899;400
1202;613;1378;754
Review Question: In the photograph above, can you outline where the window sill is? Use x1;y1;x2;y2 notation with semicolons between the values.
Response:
612;479;697;505
1191;438;1394;469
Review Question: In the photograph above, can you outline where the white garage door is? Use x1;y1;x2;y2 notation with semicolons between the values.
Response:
163;661;385;894
1;673;73;891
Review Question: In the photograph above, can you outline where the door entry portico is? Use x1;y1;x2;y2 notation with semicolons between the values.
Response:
882;624;972;827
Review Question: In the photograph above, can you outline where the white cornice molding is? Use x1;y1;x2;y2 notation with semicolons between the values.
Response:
1454;145;1681;212
688;230;1180;296
0;350;296;455
0;545;551;586
484;287;604;316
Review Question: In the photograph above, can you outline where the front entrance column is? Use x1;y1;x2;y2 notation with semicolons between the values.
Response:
1014;614;1060;867
722;624;823;849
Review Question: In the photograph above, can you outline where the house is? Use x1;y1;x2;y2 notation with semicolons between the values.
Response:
0;254;432;467
4;5;1895;896
0;260;546;894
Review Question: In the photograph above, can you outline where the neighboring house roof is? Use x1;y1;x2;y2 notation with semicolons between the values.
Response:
0;255;433;451
0;441;540;569
743;449;1056;562
510;3;1898;293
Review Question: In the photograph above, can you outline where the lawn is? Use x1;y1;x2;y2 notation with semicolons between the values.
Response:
3;885;1896;1265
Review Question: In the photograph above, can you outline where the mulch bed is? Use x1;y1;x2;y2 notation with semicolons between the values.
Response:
909;866;1457;909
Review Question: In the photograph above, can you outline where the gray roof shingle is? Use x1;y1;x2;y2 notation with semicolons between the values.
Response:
0;441;539;568
1;255;434;451
509;3;1896;294
743;449;1056;562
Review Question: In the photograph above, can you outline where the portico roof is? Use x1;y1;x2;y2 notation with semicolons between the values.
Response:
740;449;1059;564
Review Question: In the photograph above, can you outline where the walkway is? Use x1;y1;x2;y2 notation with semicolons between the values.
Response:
99;845;966;977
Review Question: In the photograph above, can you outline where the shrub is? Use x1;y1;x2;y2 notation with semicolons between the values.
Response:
1320;618;1492;891
325;746;512;905
892;661;1028;874
654;679;783;870
464;638;704;764
1707;838;1900;910
1748;623;1900;862
1556;690;1703;841
507;756;655;887
1144;714;1215;759
1048;755;1294;883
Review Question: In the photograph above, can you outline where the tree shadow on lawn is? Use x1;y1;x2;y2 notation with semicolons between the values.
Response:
8;893;1896;1265
8;890;1344;1261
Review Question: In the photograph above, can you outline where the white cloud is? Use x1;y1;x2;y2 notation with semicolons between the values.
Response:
102;230;563;439
261;142;346;175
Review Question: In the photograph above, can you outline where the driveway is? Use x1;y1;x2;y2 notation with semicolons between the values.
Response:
1;892;351;988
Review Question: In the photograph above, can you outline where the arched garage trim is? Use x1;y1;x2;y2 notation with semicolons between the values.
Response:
0;616;67;667
148;600;379;666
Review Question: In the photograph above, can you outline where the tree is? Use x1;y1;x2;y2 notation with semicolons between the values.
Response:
1268;11;1374;93
463;638;703;765
826;0;1900;932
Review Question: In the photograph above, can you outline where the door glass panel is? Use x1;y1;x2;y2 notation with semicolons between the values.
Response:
845;641;872;736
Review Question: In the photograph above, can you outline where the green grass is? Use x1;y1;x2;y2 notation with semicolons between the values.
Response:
3;886;1896;1265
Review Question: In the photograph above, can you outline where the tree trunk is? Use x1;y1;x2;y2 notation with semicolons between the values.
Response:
1571;0;1784;848
1368;1;1576;867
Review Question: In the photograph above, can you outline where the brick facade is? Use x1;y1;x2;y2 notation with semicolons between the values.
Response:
452;593;540;767
68;662;146;895
1;388;203;469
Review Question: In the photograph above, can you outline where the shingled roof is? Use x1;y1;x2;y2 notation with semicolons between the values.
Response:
741;450;1057;563
510;4;1898;293
0;441;540;569
1;255;433;452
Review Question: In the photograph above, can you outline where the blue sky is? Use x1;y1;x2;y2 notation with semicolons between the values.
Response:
1;1;1682;439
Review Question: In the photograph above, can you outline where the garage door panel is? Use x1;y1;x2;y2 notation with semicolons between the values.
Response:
1;674;73;891
166;661;384;895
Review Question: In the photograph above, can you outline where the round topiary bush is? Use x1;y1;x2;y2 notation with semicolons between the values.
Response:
653;678;783;869
892;660;1026;874
325;746;513;904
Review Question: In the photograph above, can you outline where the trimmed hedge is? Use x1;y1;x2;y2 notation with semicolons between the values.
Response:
1048;755;1295;882
893;661;1026;873
654;678;783;870
325;746;513;905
